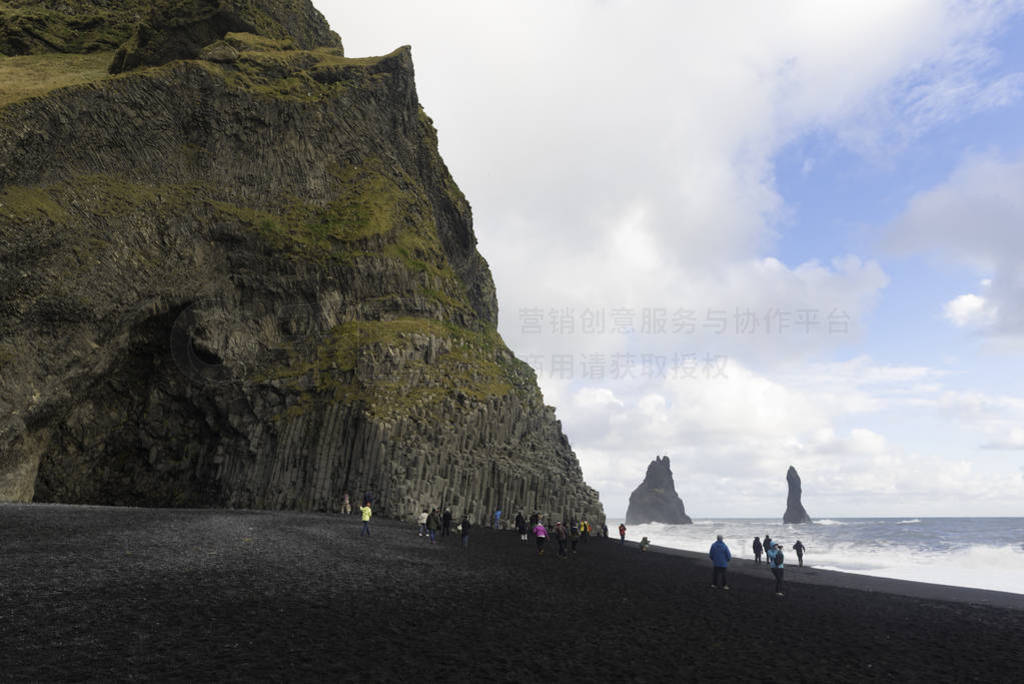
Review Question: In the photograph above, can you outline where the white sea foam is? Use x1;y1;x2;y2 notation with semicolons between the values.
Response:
611;517;1024;595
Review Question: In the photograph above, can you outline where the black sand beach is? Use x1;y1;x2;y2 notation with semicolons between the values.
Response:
2;504;1022;682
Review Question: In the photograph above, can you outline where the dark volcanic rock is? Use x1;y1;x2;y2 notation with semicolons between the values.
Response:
625;456;692;525
783;465;812;524
108;0;342;74
0;3;603;526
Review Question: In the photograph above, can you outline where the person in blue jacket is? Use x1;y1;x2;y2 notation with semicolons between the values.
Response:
767;542;785;596
709;535;732;589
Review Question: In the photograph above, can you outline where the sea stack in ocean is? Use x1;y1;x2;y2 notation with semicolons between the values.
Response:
625;456;693;525
783;466;812;523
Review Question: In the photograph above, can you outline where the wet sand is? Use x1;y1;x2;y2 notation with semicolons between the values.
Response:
2;504;1021;681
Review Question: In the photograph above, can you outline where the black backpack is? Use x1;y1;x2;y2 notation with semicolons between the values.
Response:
775;548;784;566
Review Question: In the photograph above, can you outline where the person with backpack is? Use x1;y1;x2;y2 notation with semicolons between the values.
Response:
554;522;568;558
767;542;785;596
793;540;806;567
426;508;441;544
569;524;580;554
533;520;548;555
709;535;732;589
752;536;763;564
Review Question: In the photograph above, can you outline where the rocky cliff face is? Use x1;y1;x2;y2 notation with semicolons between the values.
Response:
0;1;604;524
783;465;811;524
625;456;692;525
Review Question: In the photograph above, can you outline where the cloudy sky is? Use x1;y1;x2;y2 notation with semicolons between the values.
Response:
320;1;1024;517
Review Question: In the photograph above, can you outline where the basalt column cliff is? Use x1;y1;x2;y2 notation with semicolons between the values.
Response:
0;0;603;524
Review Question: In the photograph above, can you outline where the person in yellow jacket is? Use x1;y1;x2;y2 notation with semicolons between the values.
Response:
360;503;372;537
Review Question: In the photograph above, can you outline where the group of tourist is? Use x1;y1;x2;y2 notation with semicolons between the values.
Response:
709;534;809;596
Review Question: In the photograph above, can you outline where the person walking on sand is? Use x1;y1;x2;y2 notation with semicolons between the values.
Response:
359;502;372;537
427;508;441;544
569;523;580;554
515;511;527;541
793;540;806;567
709;535;732;589
417;509;429;537
753;536;763;564
460;515;471;548
442;508;452;537
767;542;785;596
618;523;627;544
341;491;351;515
533;521;548;555
554;522;568;558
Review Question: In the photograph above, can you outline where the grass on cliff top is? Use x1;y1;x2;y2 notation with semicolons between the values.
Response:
197;33;402;102
0;51;112;108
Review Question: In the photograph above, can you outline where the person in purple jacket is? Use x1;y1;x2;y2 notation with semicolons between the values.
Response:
709;534;732;590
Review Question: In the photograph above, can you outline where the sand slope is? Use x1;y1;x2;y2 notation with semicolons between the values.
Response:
2;504;1021;681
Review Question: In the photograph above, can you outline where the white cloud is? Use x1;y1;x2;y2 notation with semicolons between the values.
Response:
944;293;998;328
888;153;1024;336
318;1;1024;516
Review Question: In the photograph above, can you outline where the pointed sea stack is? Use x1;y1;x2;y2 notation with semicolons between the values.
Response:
625;456;693;525
783;466;812;523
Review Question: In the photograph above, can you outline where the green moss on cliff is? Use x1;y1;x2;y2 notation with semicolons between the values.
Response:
0;51;112;107
280;317;525;419
0;185;69;222
0;2;142;56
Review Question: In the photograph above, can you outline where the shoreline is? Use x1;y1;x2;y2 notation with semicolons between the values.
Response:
639;542;1024;611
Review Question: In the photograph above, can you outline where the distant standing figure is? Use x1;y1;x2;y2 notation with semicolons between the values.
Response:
515;512;527;541
417;510;429;537
569;524;580;554
601;523;609;539
762;534;772;560
529;512;539;528
427;508;440;544
555;522;568;558
442;509;453;537
709;535;732;589
533;522;548;554
493;508;502;529
360;503;372;537
767;542;785;596
752;537;763;564
341;492;351;515
639;536;650;552
619;523;627;544
793;540;805;567
460;515;471;548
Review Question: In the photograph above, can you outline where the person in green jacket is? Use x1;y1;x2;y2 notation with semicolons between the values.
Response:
360;503;372;537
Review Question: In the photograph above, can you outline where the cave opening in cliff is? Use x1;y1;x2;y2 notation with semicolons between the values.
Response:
32;305;227;507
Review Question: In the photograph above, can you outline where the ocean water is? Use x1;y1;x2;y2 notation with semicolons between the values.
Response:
613;517;1024;595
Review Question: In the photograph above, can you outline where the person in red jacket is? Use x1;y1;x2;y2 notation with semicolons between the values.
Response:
618;523;627;544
